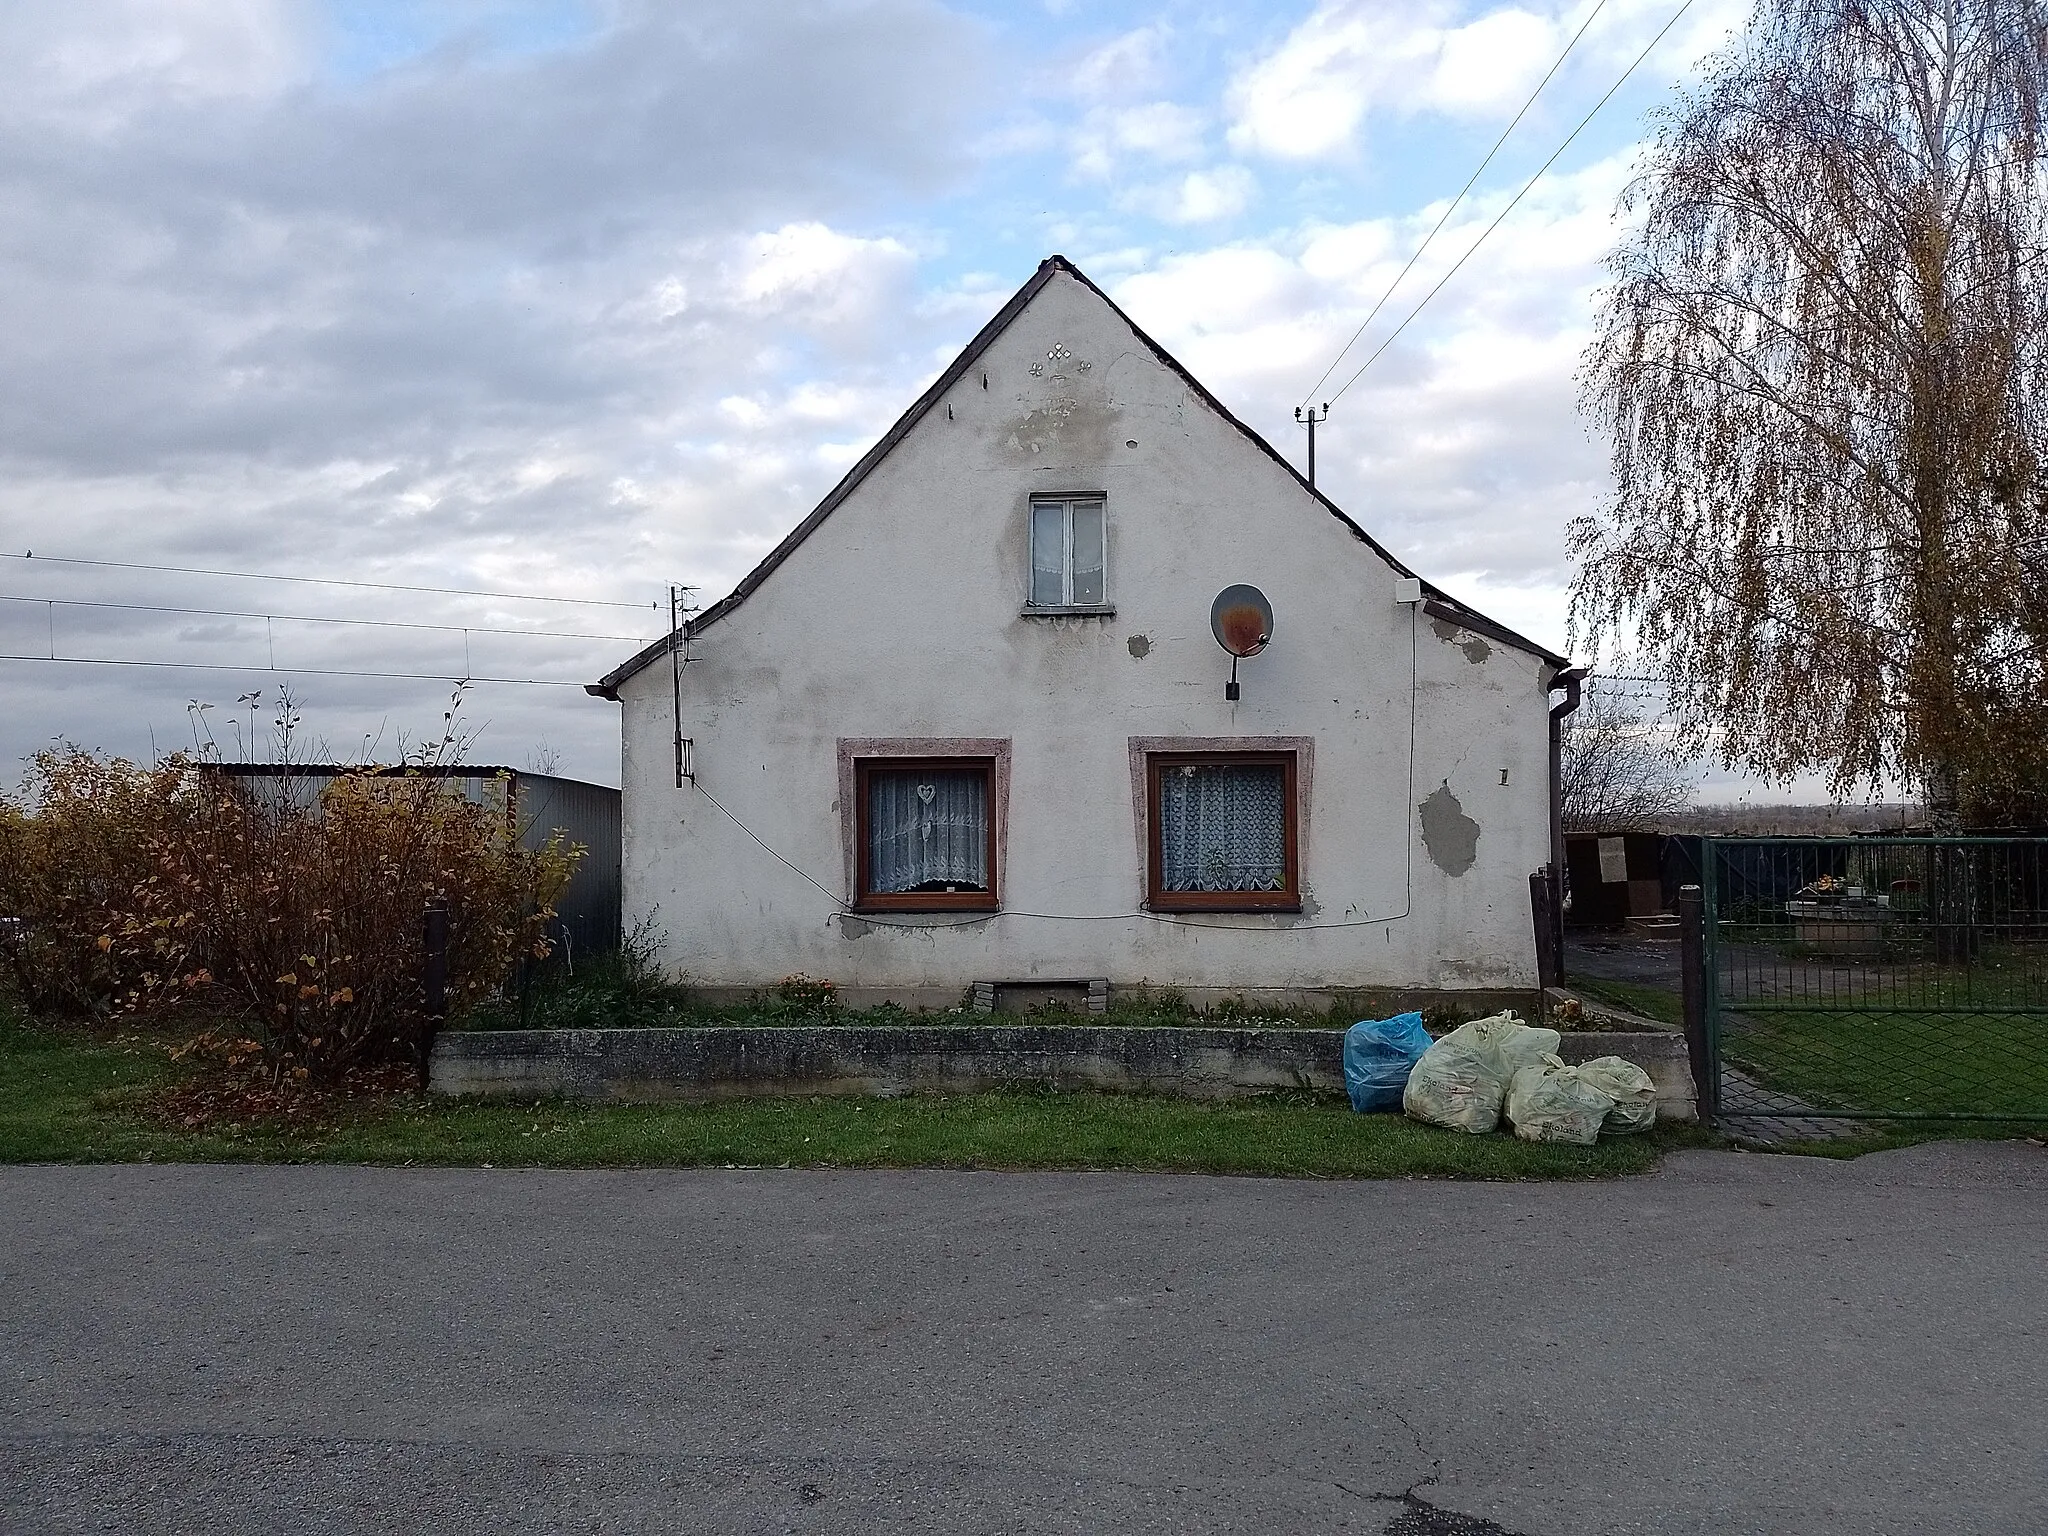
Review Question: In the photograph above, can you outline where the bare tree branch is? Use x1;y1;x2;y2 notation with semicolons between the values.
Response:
1561;687;1699;830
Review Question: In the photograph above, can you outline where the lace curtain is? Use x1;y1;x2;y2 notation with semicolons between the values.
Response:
1158;762;1287;892
867;768;990;893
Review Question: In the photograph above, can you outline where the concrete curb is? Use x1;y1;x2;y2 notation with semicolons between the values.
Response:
429;1024;1698;1121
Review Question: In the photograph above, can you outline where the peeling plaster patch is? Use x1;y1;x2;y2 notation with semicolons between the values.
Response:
1127;634;1151;658
1418;784;1480;876
1429;616;1490;664
1001;394;1117;464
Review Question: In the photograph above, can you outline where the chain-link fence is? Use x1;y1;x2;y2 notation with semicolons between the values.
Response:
1698;838;2048;1122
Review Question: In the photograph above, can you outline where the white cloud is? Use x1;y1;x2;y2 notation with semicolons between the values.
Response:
1226;0;1759;163
1228;1;1570;160
1431;8;1560;112
1066;24;1170;101
1071;100;1208;178
0;0;307;125
1119;165;1258;225
1167;165;1257;223
718;395;768;428
734;223;916;324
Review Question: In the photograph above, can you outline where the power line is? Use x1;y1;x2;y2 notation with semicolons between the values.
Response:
1299;0;1615;409
0;594;655;645
3;551;666;610
1327;0;1699;408
0;654;590;688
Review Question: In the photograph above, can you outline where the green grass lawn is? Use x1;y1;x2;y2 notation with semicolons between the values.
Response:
0;1013;1710;1179
1568;977;1684;1026
1724;1007;2048;1120
1568;970;2048;1122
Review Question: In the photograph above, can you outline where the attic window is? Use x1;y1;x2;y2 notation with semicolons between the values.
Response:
1027;496;1107;610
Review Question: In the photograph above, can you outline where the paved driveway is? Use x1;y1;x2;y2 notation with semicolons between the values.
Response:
4;1143;2045;1535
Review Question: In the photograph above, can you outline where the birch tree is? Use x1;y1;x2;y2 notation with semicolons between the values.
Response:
1574;0;2048;825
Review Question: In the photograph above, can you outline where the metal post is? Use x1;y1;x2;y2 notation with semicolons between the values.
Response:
422;895;449;1024
1678;883;1714;1123
1295;403;1328;486
1547;668;1586;977
1530;868;1559;991
670;585;687;789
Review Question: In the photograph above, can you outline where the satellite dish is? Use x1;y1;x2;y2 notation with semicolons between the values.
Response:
1211;584;1273;658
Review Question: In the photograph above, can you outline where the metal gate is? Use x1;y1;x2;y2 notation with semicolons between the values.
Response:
1692;837;2048;1124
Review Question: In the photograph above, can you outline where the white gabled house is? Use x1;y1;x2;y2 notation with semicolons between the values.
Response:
590;256;1572;1007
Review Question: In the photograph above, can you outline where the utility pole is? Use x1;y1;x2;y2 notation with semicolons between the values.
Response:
1295;402;1329;487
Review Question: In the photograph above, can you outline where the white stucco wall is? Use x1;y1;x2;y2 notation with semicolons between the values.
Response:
612;269;1555;1000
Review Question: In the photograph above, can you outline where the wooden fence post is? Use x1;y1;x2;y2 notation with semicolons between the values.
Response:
1530;868;1559;991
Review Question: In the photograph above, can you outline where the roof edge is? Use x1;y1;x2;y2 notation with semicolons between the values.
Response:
591;258;1071;699
1048;261;1568;670
591;253;1566;697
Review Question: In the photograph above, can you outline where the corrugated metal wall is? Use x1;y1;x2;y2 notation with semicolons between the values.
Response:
511;772;623;957
211;765;622;955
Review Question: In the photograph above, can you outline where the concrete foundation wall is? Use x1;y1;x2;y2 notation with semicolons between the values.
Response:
429;1026;1697;1121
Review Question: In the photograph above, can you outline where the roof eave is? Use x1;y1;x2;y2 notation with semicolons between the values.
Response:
590;253;1568;693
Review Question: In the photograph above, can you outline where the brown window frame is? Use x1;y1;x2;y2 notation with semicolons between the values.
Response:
1145;751;1300;913
853;756;1000;913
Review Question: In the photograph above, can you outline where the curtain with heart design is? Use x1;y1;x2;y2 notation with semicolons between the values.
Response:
867;768;990;892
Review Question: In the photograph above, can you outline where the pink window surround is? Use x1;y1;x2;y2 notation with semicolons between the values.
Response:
837;738;1013;908
1126;736;1315;909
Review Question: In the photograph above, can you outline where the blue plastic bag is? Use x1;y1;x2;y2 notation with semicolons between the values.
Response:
1343;1012;1433;1112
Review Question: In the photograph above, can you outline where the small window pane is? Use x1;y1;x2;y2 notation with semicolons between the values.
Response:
866;768;989;894
1157;763;1287;892
1030;502;1066;607
1071;502;1104;606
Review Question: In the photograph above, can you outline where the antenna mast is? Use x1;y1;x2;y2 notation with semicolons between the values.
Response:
669;584;695;786
1295;403;1329;487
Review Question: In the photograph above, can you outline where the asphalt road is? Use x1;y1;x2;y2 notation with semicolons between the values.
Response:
4;1142;2045;1536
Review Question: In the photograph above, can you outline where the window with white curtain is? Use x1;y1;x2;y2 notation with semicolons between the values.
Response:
1028;496;1107;609
855;758;997;911
1146;753;1300;911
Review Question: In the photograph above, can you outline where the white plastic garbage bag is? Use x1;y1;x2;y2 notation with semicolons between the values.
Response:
1402;1012;1562;1134
1484;1014;1562;1080
1576;1055;1659;1134
1504;1054;1614;1145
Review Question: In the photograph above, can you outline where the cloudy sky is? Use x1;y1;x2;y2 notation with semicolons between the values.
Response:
1;0;1759;789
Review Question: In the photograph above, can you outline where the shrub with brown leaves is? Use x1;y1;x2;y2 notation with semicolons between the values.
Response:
0;749;197;1015
1;749;578;1079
